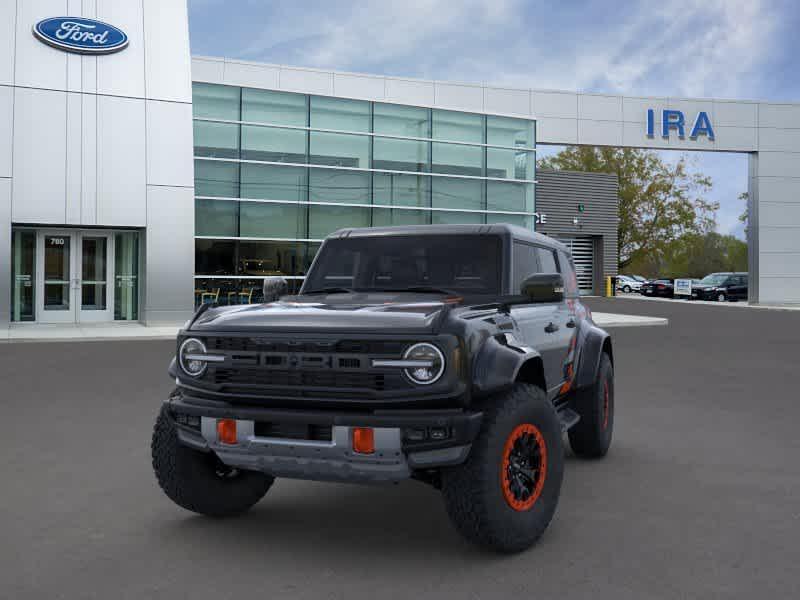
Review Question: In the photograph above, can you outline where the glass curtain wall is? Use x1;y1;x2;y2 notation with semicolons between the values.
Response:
192;83;536;303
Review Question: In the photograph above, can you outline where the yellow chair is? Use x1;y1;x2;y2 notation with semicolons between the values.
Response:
238;287;255;304
201;288;220;304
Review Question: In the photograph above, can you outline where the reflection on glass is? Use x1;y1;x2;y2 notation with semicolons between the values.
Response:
239;202;306;238
431;177;483;210
374;103;429;137
239;241;306;277
487;181;534;213
431;142;483;176
196;199;239;237
372;208;429;227
373;137;428;172
81;237;107;311
309;168;370;204
310;96;369;131
194;160;239;198
193;121;239;158
195;240;237;276
486;213;533;228
309;132;369;168
486;149;533;180
115;232;139;320
373;173;429;207
241;164;307;201
487;116;534;148
11;230;35;322
241;125;306;163
309;205;370;239
432;110;483;143
192;83;240;120
44;235;71;311
431;210;484;225
242;88;307;126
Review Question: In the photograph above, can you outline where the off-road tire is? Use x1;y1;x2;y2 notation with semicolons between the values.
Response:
568;353;614;458
151;405;274;517
441;383;564;553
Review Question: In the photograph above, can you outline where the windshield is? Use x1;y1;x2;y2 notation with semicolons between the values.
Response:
700;274;728;285
303;235;503;296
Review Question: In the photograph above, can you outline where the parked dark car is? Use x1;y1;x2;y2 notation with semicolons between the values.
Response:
691;272;748;302
640;279;674;298
151;224;615;553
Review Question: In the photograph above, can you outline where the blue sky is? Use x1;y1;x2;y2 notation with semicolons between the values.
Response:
188;0;800;239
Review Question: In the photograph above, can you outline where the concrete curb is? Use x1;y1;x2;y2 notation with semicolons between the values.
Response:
592;312;669;328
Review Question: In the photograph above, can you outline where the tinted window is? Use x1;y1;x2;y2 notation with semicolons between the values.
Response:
513;242;538;292
536;247;559;274
304;235;502;296
558;250;579;296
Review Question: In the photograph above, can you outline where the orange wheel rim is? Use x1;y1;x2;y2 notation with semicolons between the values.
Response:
501;423;547;512
602;380;610;430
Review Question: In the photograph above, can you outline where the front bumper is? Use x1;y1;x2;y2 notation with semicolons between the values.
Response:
166;393;482;483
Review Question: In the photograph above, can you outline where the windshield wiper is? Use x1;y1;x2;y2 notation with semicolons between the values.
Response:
301;287;356;295
374;286;461;296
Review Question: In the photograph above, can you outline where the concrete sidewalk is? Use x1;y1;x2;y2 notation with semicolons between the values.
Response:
2;311;666;342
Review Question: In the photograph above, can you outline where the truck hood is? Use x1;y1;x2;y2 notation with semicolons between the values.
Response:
189;296;454;334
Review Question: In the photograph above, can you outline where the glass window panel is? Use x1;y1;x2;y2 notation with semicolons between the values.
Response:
196;199;238;237
432;110;483;143
195;240;236;276
486;149;533;180
373;173;429;207
192;83;240;121
373;103;429;137
431;177;483;210
239;202;307;239
372;208;429;227
241;164;307;201
486;213;533;229
195;160;239;198
114;232;139;321
309;131;369;168
431;210;484;225
241;125;306;163
11;230;35;322
310;96;369;132
373;137;428;172
81;238;108;311
309;168;370;204
239;241;305;277
193;121;239;158
242;88;307;126
486;181;534;212
303;242;322;276
44;235;71;311
537;247;559;274
309;205;371;239
194;277;237;307
486;116;534;148
431;142;482;176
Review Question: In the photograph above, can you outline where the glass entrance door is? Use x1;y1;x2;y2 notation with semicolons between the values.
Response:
35;231;115;323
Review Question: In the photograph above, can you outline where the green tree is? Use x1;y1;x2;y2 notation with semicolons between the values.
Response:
538;147;718;271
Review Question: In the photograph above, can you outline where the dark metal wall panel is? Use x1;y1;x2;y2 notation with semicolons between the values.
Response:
535;169;619;293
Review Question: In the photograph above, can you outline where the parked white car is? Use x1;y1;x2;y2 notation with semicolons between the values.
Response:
616;275;643;293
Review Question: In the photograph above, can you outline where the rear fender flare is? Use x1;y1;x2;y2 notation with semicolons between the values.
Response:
575;325;613;389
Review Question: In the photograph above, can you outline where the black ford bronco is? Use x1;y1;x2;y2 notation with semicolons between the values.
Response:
152;224;614;552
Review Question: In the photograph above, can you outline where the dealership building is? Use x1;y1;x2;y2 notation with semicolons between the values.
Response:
2;2;799;330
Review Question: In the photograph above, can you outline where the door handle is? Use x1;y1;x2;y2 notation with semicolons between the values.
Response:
566;319;576;328
544;322;559;333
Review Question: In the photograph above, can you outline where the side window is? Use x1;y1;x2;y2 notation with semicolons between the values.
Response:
558;250;579;296
513;242;538;292
536;247;559;274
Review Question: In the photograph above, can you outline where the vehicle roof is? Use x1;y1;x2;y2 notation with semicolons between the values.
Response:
328;224;568;252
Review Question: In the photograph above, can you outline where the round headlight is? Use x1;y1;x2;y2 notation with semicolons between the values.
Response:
179;337;208;377
403;343;445;385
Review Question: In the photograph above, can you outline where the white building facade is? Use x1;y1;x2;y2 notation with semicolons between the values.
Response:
2;0;800;332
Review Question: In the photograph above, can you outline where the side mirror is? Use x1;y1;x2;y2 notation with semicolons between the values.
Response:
262;276;288;303
521;273;564;303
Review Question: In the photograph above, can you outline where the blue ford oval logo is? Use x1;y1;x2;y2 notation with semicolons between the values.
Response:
33;17;128;55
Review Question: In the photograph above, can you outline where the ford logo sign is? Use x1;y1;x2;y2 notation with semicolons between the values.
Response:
33;17;128;55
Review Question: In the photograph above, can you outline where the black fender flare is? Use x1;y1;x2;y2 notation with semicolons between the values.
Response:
574;324;613;390
471;334;545;396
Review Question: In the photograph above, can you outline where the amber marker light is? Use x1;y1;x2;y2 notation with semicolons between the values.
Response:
352;427;375;454
216;419;237;445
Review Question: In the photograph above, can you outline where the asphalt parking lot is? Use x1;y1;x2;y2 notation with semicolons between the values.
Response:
2;297;798;599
